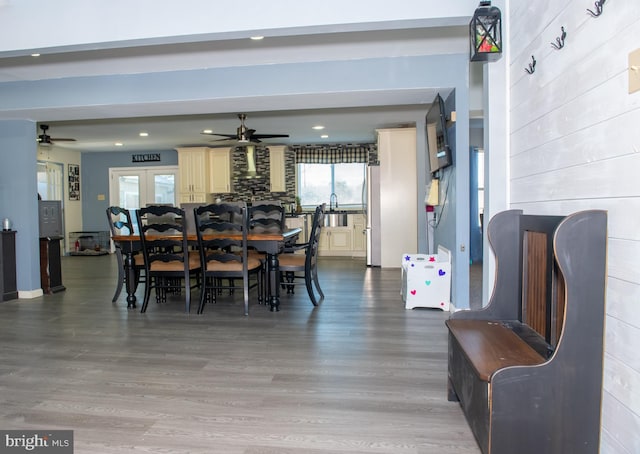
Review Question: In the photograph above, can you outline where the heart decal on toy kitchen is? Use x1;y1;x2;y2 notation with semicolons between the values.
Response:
410;290;417;295
425;280;432;286
429;256;436;262
438;269;446;276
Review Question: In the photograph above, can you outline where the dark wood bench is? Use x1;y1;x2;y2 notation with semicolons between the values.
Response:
446;209;607;454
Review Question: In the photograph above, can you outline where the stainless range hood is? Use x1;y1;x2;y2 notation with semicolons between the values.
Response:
239;144;261;179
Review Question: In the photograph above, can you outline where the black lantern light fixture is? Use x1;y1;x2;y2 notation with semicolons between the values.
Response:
469;1;502;62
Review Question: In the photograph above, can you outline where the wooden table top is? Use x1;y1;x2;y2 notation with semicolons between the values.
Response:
112;227;301;243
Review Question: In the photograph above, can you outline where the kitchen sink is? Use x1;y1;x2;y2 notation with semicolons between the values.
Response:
324;211;348;227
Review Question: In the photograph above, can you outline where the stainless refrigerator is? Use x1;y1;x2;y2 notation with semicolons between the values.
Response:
365;165;381;266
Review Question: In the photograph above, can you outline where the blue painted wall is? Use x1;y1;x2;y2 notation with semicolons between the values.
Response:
0;120;41;293
81;149;178;231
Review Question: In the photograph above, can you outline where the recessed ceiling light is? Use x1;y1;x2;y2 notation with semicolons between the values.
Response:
31;53;40;57
202;129;213;134
321;134;329;139
250;36;264;41
139;132;149;137
115;142;124;147
312;125;325;130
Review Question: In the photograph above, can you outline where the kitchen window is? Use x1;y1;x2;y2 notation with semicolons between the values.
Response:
297;162;365;209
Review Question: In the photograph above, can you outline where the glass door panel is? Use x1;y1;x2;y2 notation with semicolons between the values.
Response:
109;166;178;212
118;175;141;210
151;173;175;205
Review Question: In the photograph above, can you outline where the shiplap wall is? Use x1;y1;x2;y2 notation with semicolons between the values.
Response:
508;1;640;453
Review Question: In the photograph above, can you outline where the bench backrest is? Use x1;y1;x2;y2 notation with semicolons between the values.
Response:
519;216;565;349
454;211;565;352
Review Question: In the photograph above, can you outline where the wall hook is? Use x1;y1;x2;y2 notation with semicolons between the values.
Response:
551;27;567;50
587;0;606;17
525;55;536;74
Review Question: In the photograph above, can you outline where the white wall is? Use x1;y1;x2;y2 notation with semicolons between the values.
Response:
507;1;640;452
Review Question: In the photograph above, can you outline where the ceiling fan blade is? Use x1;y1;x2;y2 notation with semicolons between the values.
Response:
201;132;237;139
51;138;76;142
252;133;290;139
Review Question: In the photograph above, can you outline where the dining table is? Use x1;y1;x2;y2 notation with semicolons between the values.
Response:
111;227;302;312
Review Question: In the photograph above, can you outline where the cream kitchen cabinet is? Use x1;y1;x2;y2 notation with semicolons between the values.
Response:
319;227;352;255
316;213;366;257
209;147;234;194
350;213;366;256
176;147;211;203
269;145;287;193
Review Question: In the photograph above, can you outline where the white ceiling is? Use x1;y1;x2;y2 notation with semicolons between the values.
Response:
1;21;470;152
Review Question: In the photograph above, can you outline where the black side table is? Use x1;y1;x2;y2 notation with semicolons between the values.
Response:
1;230;18;301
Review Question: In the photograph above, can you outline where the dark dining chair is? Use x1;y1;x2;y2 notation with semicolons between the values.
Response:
247;202;286;300
106;206;145;302
194;202;263;315
278;203;325;306
136;205;200;313
249;201;285;234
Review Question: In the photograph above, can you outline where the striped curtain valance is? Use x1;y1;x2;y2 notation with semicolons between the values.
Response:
292;144;374;164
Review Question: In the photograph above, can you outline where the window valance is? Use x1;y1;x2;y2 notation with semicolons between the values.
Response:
292;144;375;164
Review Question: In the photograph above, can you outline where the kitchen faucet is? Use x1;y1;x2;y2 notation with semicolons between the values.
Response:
329;193;338;211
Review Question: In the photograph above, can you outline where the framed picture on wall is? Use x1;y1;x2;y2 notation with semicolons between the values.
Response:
68;164;80;201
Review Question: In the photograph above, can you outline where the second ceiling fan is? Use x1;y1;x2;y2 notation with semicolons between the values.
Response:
201;114;289;144
37;124;76;145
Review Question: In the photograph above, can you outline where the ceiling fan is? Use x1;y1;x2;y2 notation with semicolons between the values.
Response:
37;124;76;145
201;114;289;143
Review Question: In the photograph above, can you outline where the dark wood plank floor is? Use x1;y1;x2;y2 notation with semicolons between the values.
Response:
0;255;479;454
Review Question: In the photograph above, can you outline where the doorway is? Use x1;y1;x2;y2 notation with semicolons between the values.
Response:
469;147;484;310
37;161;64;201
109;166;178;215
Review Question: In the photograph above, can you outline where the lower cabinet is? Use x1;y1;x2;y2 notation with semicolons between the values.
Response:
351;214;366;257
317;213;365;257
320;227;352;254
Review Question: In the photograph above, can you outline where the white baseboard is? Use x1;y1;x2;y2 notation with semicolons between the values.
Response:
18;289;44;299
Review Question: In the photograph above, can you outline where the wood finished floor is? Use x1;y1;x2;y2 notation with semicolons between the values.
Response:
0;255;479;454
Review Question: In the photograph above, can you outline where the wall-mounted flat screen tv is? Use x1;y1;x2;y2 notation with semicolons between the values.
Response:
426;93;452;175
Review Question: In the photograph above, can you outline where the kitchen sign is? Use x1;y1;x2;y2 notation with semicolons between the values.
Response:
132;153;161;163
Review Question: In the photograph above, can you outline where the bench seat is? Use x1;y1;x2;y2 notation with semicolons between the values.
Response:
445;319;545;382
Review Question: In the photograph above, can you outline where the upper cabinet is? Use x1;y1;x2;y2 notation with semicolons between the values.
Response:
209;147;234;194
176;147;211;203
268;145;287;193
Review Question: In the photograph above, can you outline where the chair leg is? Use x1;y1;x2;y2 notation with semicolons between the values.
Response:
285;271;295;294
199;276;215;314
312;269;324;303
305;272;319;306
184;271;191;314
243;275;249;316
112;251;125;302
141;275;153;313
198;279;207;314
112;267;124;303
